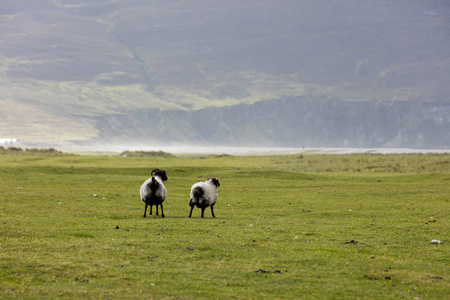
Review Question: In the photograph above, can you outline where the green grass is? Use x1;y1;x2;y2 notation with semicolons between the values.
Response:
0;153;448;299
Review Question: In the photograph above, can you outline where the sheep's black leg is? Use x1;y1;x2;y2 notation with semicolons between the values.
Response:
156;205;159;216
150;205;153;216
143;202;148;218
201;207;206;218
189;205;194;218
211;205;215;218
160;203;165;218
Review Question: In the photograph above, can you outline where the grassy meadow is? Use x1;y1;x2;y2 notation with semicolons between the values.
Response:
0;150;449;299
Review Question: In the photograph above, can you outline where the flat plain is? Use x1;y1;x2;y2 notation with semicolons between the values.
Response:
0;150;449;299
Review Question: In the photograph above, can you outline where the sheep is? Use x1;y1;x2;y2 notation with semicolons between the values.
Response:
140;168;168;218
189;178;220;218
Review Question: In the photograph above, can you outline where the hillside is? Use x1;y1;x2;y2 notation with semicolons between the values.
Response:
92;96;449;149
1;0;449;148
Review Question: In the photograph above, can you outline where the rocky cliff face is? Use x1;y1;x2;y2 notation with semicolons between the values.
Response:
93;97;450;149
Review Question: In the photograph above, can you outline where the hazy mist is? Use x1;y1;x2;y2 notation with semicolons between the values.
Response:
1;0;449;150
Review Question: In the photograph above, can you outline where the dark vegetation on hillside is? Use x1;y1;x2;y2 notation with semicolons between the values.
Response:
118;150;175;158
0;147;65;155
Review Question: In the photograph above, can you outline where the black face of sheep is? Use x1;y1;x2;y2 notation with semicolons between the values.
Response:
151;168;168;182
141;169;168;218
189;177;220;218
209;177;220;188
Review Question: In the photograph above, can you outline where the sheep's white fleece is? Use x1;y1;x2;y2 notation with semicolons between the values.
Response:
140;176;167;203
190;180;218;206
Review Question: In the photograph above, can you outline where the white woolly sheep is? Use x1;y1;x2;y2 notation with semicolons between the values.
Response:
189;178;220;218
140;168;168;218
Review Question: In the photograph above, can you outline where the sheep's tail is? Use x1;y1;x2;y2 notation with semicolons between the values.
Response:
192;186;204;200
150;177;159;193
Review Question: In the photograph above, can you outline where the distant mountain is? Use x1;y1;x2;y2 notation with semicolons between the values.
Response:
93;96;450;149
1;0;449;149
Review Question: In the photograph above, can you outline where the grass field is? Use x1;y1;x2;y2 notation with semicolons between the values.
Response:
0;151;449;299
